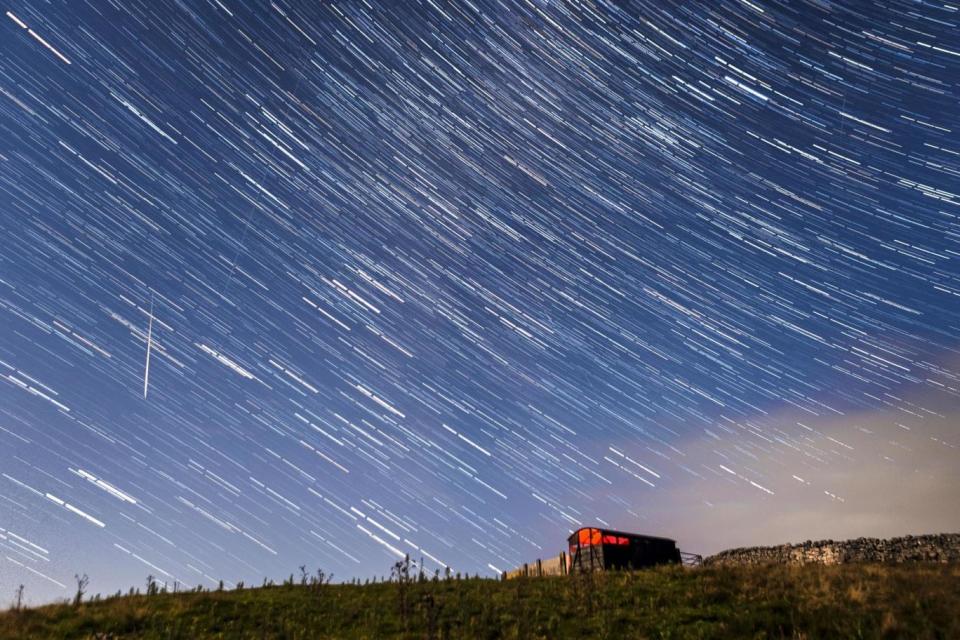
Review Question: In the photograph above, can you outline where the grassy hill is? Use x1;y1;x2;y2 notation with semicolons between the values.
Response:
2;563;958;639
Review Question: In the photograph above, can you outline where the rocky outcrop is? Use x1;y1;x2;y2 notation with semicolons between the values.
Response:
704;533;960;567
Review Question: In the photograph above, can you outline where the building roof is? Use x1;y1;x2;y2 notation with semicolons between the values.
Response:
567;526;677;544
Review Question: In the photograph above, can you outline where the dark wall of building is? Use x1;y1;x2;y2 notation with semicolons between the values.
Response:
605;537;681;570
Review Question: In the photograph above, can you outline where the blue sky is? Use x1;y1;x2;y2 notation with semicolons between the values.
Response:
1;0;958;605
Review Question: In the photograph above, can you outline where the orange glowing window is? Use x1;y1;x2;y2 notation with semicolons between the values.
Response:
602;535;630;546
577;528;602;546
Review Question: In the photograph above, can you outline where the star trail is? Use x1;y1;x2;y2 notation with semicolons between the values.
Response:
1;0;959;603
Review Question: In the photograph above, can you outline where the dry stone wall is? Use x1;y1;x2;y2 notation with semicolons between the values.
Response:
704;533;960;567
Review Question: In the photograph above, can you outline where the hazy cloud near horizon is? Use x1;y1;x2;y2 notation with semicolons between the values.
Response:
635;387;960;556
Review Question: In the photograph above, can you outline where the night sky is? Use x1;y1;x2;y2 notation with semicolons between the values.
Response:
2;0;959;604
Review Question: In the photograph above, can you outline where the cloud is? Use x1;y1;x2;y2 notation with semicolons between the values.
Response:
608;386;960;556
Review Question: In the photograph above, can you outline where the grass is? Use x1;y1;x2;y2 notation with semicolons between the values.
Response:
1;563;958;639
